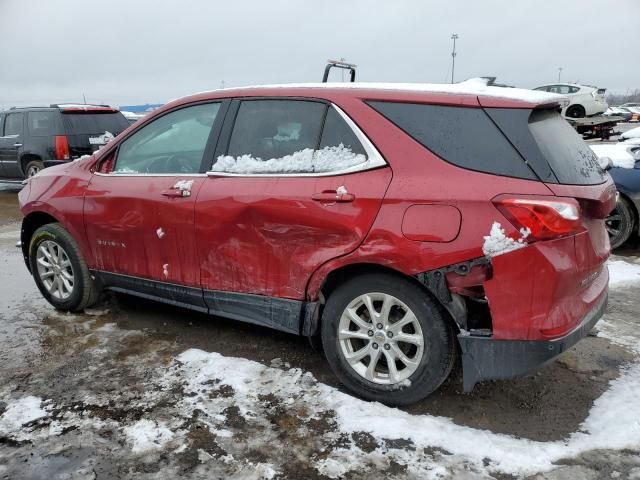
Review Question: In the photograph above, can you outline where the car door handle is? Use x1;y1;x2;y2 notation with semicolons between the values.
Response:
161;188;190;198
13;143;22;147
311;191;355;203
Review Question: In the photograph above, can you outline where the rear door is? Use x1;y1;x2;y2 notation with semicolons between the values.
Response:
61;108;130;157
195;99;391;303
0;112;25;177
84;101;226;308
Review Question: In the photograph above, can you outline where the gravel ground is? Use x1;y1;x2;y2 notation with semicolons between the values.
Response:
0;187;638;479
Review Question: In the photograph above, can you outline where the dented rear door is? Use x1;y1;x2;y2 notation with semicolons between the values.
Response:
195;168;392;300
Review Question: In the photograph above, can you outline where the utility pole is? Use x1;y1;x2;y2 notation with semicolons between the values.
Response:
450;34;459;84
558;67;562;83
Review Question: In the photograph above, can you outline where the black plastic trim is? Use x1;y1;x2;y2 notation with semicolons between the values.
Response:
458;292;607;392
91;270;315;335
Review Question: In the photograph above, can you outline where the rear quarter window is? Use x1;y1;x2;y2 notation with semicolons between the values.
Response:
367;101;537;180
28;111;62;136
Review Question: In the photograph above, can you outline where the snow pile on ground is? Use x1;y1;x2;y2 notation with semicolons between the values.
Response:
482;222;530;257
590;143;638;169
210;144;366;174
608;258;640;286
123;419;174;454
0;396;47;436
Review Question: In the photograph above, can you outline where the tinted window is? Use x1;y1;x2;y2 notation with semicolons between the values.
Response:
368;101;536;180
528;109;606;185
213;101;368;174
4;113;24;136
319;107;367;157
114;103;220;174
28;111;59;137
227;100;325;159
62;112;129;135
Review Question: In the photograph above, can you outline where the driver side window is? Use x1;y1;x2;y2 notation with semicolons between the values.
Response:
114;102;220;174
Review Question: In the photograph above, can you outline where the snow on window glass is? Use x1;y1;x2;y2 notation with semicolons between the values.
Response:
210;144;366;174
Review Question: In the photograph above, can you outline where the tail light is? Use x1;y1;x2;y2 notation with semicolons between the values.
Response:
55;136;70;160
493;196;583;241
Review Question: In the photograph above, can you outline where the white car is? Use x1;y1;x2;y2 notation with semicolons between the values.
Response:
620;126;640;141
533;83;608;118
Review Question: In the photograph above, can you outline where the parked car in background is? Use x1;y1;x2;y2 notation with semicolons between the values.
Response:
620;125;640;141
533;83;608;118
603;106;633;122
591;139;640;248
621;103;640;109
19;81;614;405
0;104;129;179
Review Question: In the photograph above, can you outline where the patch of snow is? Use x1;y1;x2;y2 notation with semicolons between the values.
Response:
123;419;174;454
173;179;193;191
162;264;169;278
156;227;165;239
336;185;348;195
482;222;529;257
172;344;640;477
608;259;640;286
193;78;564;105
84;307;110;316
590;143;638;169
0;396;47;435
210;145;366;174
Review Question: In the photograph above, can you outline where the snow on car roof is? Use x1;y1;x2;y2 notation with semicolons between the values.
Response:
193;78;565;105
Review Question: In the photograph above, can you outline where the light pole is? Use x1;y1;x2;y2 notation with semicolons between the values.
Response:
558;67;562;83
450;34;459;84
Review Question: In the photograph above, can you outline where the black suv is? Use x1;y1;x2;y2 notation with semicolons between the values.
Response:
0;105;129;179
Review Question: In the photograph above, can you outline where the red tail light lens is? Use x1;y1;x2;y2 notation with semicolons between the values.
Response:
493;197;582;241
55;135;70;160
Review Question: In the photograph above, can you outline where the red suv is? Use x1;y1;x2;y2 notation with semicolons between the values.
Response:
18;82;615;405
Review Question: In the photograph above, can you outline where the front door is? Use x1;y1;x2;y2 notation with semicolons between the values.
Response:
0;112;24;178
84;101;225;308
195;100;392;302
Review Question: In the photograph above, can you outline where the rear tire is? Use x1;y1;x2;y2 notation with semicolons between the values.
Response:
607;197;635;250
29;223;101;311
321;273;456;406
566;105;586;118
24;159;44;178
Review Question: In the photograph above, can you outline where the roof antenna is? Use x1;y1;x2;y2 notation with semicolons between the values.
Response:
83;93;87;104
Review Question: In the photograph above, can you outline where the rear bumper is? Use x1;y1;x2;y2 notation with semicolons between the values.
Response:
458;290;607;392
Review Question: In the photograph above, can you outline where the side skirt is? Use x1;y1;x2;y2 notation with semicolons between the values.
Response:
92;270;315;335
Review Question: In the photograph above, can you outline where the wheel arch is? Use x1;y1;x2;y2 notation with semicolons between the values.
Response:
619;192;639;233
20;153;43;177
304;261;460;337
21;211;60;272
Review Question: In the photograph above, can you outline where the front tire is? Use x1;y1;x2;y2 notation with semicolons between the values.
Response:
606;197;635;249
321;273;456;406
29;223;101;311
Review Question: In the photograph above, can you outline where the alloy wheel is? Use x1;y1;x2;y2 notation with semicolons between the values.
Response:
338;292;425;385
36;240;75;300
27;165;41;177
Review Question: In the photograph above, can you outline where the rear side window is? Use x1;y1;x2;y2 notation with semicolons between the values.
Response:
368;101;536;180
62;112;129;135
4;113;24;136
28;111;60;136
528;109;606;185
212;100;367;174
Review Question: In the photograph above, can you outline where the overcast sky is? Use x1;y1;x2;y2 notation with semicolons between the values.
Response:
1;0;638;108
